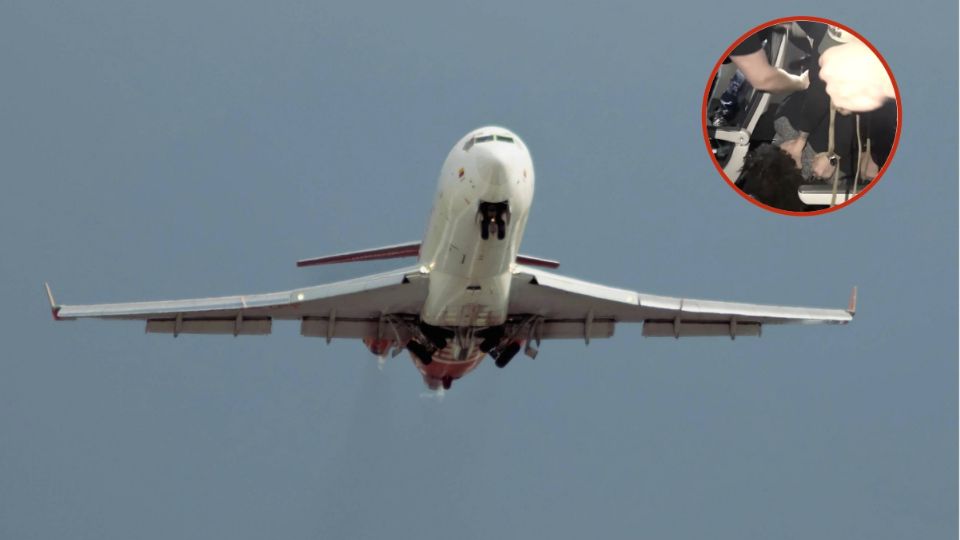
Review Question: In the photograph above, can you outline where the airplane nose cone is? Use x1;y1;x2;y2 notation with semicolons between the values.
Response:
475;146;514;189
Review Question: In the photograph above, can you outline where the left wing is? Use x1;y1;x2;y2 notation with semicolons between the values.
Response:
46;266;428;339
508;265;855;340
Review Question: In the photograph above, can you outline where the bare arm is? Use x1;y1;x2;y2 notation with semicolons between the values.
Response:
731;49;808;93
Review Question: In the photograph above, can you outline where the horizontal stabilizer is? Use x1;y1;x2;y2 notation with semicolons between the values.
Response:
514;254;560;269
297;242;421;267
298;242;560;269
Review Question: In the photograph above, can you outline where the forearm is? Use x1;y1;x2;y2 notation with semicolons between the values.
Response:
731;50;807;94
753;68;806;93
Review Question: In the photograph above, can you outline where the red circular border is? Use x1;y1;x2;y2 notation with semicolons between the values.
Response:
701;15;902;217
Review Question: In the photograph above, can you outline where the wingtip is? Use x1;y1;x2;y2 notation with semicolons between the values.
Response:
846;286;857;316
44;282;62;321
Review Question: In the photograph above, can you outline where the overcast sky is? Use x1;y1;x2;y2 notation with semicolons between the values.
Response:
1;1;956;539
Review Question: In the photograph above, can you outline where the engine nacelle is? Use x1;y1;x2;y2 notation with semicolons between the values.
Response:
362;337;395;357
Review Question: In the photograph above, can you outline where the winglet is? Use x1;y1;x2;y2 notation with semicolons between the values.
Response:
44;282;62;321
846;286;857;316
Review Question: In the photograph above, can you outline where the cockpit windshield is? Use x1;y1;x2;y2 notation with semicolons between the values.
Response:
463;134;515;150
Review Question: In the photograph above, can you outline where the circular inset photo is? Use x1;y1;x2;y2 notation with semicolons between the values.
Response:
702;17;900;215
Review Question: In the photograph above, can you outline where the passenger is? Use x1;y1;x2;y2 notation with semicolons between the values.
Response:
741;88;893;210
737;144;808;211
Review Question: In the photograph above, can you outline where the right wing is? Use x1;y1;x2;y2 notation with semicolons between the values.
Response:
47;266;428;339
508;265;855;340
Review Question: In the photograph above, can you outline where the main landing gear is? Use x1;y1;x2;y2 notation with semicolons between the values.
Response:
406;340;433;365
405;321;455;366
490;341;521;368
419;322;452;350
477;326;505;354
478;201;510;240
477;325;522;368
407;321;537;371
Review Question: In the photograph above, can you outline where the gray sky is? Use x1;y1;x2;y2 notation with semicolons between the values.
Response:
1;1;956;538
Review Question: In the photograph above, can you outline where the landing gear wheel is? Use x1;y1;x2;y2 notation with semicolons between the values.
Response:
479;336;498;353
442;376;453;390
419;323;450;350
478;326;505;353
494;342;521;368
478;201;509;241
406;340;433;366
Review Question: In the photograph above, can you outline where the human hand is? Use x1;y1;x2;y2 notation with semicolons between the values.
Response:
819;41;895;112
812;152;837;179
780;136;807;168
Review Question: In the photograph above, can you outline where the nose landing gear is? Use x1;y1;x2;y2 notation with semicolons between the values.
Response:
478;201;510;240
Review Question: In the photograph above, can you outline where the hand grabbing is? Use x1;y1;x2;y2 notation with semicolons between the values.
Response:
812;152;837;179
820;41;895;112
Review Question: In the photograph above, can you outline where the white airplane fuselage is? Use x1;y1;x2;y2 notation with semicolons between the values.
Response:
418;127;534;328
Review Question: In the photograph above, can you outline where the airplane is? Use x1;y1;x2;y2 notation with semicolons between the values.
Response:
45;126;856;391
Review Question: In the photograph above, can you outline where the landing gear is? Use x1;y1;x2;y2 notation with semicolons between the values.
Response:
477;326;505;353
442;376;453;390
478;201;510;241
492;341;521;368
406;340;433;366
419;321;452;350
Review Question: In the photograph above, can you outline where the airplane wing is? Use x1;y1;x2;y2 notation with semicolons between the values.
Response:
508;265;855;340
47;266;428;340
46;264;854;342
